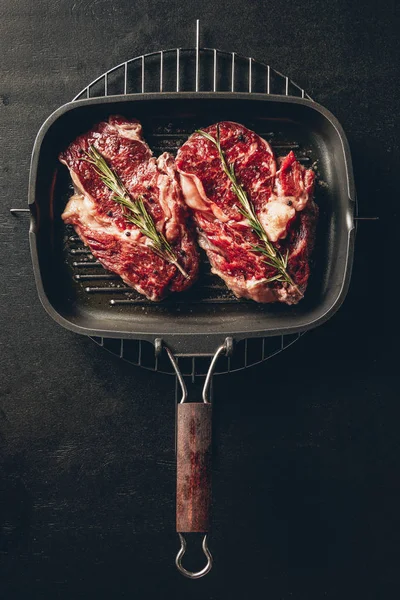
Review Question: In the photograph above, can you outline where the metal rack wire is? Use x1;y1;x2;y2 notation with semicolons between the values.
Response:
73;24;310;101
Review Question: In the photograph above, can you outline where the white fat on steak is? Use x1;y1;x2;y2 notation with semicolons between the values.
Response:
259;200;296;242
63;193;142;243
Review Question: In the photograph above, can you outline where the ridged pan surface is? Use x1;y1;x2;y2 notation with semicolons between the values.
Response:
29;93;355;354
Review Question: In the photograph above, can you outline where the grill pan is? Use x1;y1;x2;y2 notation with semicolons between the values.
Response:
26;28;355;578
29;93;355;353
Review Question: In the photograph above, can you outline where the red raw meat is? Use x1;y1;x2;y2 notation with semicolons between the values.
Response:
60;116;199;301
176;121;318;304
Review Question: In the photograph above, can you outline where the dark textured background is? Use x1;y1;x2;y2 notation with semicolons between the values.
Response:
0;1;399;598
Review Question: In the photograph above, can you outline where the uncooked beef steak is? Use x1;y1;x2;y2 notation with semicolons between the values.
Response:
60;116;199;301
176;121;318;304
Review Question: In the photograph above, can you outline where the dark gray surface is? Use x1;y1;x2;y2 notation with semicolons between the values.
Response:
0;1;399;599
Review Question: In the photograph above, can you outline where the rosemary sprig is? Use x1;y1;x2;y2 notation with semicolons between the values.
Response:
196;126;294;286
82;145;188;278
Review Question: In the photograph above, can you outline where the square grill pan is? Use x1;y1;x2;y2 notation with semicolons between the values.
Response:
28;93;355;355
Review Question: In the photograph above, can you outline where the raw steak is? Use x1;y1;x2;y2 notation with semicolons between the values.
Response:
176;121;318;304
60;116;199;301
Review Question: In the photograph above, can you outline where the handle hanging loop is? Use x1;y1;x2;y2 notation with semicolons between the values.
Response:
175;533;212;579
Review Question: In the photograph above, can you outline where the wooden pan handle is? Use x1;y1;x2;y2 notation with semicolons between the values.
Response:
176;403;212;533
